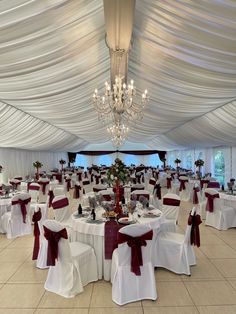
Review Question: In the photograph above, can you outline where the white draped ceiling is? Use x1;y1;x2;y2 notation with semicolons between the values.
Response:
0;0;235;151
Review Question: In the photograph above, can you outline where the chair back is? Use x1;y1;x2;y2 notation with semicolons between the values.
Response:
131;184;145;193
52;196;70;223
28;183;40;202
131;190;150;201
93;184;107;193
161;193;180;221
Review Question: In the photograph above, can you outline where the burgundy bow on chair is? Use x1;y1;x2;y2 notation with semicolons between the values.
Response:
163;198;180;206
188;212;202;247
43;226;68;266
32;209;42;260
205;192;219;212
73;185;81;199
48;190;55;207
117;230;153;276
38;181;49;195
28;184;40;191
78;173;82;181
193;187;200;204
52;197;69;209
179;179;188;191
12;197;31;223
65;178;71;192
90;173;94;183
166;177;172;189
154;184;161;200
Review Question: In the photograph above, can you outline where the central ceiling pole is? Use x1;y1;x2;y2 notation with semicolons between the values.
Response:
103;0;135;85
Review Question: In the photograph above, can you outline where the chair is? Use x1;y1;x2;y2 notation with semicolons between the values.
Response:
28;183;40;203
82;179;92;193
153;208;200;275
130;184;145;193
38;178;50;203
43;219;98;297
179;176;191;201
161;193;180;223
51;196;71;225
111;224;157;305
93;184;107;193
1;192;32;238
205;189;236;230
131;189;150;201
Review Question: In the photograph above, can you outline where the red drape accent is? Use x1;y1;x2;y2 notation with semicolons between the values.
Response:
179;179;188;191
12;197;31;223
38;181;49;194
73;185;81;199
117;230;153;276
167;177;172;189
32;209;42;260
48;190;54;207
188;212;202;247
163;198;180;206
43;226;68;266
205;192;219;212
52;197;69;209
193;187;200;204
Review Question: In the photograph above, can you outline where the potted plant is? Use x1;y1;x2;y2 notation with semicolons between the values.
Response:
59;159;66;171
33;161;43;180
174;158;181;168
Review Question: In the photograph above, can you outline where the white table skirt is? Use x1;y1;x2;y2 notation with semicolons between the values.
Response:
71;209;164;281
219;192;236;210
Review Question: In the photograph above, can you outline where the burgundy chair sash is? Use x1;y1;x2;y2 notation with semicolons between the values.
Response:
12;197;31;223
28;185;40;191
14;177;22;181
193;187;200;204
52;197;69;209
104;220;123;259
154;184;161;200
93;187;106;193
149;178;156;186
205;192;219;212
207;181;220;189
130;186;145;193
84;171;88;178
136;176;141;184
117;230;153;276
78;173;82;181
95;175;100;185
43;226;68;266
188;212;202;247
163;198;180;206
179;179;188;191
65;178;71;192
73;185;81;199
32;209;42;260
83;180;90;185
167;177;172;189
200;179;209;189
48;190;55;207
90;173;94;183
38;181;49;194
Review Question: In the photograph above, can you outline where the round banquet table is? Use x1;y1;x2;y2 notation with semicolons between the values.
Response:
219;192;236;210
71;207;165;281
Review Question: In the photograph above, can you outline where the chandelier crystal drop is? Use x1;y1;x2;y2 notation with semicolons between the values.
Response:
107;122;129;147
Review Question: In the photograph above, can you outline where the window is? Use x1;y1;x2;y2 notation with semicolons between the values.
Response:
186;152;192;170
214;150;225;185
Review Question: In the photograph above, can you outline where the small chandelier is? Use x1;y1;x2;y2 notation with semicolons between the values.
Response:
93;75;148;125
107;122;129;147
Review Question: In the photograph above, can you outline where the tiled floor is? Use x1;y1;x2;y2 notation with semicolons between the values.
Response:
0;195;236;314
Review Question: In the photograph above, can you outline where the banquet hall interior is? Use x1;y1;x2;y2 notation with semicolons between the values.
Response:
0;0;236;313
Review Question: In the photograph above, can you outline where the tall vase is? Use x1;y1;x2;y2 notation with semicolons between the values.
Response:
114;180;122;215
36;168;39;180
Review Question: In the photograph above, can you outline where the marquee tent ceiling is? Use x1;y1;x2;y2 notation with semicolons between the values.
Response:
0;0;235;151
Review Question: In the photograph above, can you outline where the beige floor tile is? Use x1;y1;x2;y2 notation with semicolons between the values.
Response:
8;262;48;283
211;259;236;278
90;281;141;307
155;268;182;281
0;248;31;262
0;310;35;314
184;280;236;305
197;305;236;314
89;308;143;314
228;279;236;290
0;262;23;283
0;237;14;248
8;235;34;248
200;245;236;259
143;306;199;314
0;283;45;308
200;234;225;245
36;309;89;314
142;282;193;307
181;258;223;281
38;283;93;308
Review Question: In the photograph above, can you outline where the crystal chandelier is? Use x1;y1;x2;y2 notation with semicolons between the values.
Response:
107;121;129;147
93;75;148;125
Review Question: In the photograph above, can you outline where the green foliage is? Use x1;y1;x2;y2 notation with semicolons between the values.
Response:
59;159;66;165
195;159;204;167
174;158;181;164
107;158;128;184
33;161;43;169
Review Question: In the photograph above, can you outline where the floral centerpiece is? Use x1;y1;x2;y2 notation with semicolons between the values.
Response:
195;159;204;168
33;161;43;180
174;158;181;167
107;158;128;214
59;159;66;171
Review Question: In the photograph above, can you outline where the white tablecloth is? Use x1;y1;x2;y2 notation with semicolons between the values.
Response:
71;207;164;281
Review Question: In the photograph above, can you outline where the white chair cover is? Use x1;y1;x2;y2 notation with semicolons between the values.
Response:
1;192;32;238
54;186;66;196
111;224;157;305
28;183;40;203
153;208;197;275
205;189;236;230
43;220;98;298
38;178;50;203
52;196;71;225
161;193;180;222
